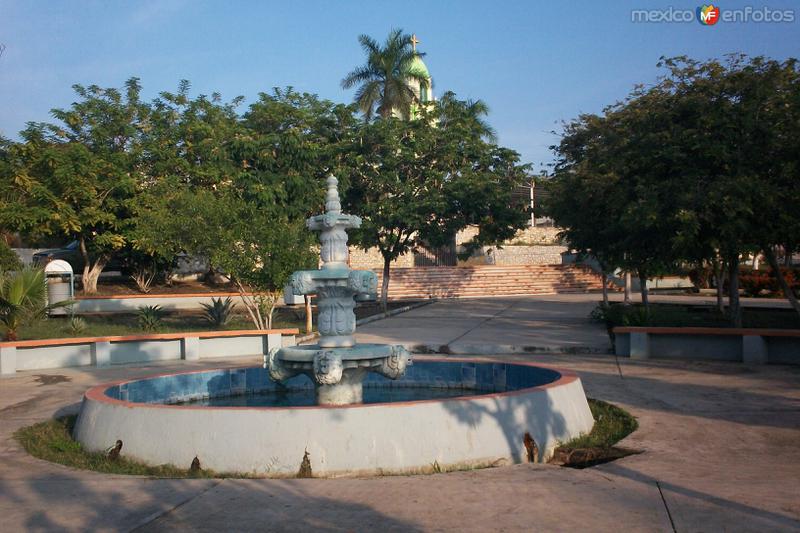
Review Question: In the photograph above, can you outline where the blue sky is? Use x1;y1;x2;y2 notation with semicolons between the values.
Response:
1;0;798;168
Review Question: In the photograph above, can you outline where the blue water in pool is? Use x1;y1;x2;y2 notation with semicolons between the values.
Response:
185;386;477;407
106;362;561;407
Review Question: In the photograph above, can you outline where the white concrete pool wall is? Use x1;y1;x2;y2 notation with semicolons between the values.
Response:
73;360;595;476
0;329;298;375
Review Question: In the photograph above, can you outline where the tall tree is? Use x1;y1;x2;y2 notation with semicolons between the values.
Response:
341;29;429;120
340;97;529;310
3;79;148;293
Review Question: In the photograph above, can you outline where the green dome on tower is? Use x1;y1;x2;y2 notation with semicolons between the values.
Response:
408;54;430;80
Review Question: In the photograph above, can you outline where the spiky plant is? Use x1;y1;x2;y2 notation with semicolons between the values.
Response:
66;314;87;335
137;305;166;332
0;267;74;341
200;297;236;328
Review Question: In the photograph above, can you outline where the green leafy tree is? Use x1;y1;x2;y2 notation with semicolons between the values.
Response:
3;79;148;293
341;29;429;120
132;88;332;327
547;54;800;323
340;97;529;310
0;239;21;272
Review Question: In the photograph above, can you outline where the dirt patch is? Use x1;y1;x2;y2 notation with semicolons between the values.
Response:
79;279;234;297
33;374;72;387
550;446;641;469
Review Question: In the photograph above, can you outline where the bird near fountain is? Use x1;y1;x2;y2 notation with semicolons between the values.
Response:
265;175;412;405
106;439;122;461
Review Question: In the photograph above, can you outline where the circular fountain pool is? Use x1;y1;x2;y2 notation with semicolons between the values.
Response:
73;359;594;476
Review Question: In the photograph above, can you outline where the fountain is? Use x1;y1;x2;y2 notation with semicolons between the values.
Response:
72;176;595;476
266;175;411;405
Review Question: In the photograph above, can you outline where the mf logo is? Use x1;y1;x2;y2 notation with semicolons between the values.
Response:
697;4;721;25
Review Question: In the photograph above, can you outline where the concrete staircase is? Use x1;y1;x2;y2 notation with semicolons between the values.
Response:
377;264;614;300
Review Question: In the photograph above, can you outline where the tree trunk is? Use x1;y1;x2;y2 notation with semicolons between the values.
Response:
624;271;632;305
601;270;609;307
638;270;649;310
764;246;800;317
380;256;391;313
264;293;278;330
713;258;725;315
727;253;742;328
78;237;108;294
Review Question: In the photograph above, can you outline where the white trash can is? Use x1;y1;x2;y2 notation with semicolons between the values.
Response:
44;260;74;316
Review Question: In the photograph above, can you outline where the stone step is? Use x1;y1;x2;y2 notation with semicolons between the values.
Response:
369;264;615;300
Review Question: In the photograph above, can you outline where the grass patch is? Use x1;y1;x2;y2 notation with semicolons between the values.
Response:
14;415;254;478
551;399;639;469
11;301;417;341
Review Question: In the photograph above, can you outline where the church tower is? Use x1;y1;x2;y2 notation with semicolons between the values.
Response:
406;34;434;120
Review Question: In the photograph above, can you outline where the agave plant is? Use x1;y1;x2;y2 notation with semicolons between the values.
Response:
66;314;88;335
200;296;236;328
137;305;166;332
0;267;74;341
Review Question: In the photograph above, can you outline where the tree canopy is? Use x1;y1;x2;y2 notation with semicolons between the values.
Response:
544;54;800;321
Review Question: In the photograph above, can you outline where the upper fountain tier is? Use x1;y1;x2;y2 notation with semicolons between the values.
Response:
306;175;362;270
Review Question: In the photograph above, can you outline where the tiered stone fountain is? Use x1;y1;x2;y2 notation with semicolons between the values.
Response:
74;175;595;475
265;176;411;405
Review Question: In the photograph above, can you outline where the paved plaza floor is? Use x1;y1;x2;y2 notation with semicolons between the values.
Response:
1;295;799;532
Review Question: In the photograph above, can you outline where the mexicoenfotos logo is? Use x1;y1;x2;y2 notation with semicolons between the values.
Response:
697;5;720;25
632;5;795;23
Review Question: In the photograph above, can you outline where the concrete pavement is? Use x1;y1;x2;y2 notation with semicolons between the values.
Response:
355;293;797;355
1;294;799;532
356;295;612;354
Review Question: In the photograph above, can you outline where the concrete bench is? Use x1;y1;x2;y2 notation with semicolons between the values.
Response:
613;327;799;365
0;329;298;376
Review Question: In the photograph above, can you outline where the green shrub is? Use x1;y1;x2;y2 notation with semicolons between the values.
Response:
137;305;166;332
1;267;73;341
200;297;236;328
589;303;654;328
0;240;22;272
66;314;87;335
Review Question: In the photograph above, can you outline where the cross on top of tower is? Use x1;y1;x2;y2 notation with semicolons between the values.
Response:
410;34;420;52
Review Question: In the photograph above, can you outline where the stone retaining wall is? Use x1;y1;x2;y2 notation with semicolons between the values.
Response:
484;245;568;266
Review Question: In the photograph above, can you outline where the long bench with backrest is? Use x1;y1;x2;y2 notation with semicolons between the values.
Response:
0;328;298;376
613;326;799;365
377;264;615;300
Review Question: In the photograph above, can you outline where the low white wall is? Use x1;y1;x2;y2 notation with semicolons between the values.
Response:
1;333;295;375
110;340;182;365
614;329;799;365
15;344;93;371
198;336;265;359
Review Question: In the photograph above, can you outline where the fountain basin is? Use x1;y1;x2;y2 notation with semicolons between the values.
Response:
73;359;594;476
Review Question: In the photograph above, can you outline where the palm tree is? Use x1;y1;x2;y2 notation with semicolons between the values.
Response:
438;91;497;142
0;267;73;341
341;29;429;120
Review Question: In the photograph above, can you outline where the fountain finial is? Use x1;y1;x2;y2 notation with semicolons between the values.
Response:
325;175;341;214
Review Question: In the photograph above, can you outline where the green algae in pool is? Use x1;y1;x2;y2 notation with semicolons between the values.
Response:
182;387;479;407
